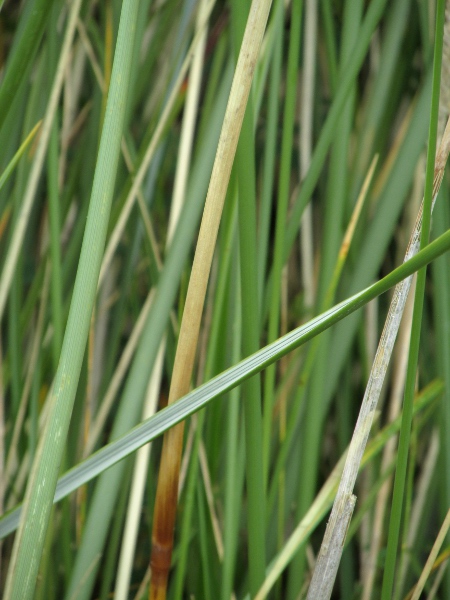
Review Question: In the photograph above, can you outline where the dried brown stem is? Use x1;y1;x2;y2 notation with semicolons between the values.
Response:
148;1;273;598
306;116;450;600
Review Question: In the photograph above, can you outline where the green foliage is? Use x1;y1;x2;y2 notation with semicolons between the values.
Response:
0;0;448;598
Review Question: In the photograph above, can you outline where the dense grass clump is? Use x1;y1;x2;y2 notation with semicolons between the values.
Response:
1;0;450;599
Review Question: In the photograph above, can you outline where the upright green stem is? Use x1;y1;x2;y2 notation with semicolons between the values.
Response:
0;0;55;132
47;6;63;366
381;2;444;597
231;0;266;591
257;0;284;306
263;0;303;490
288;0;362;594
3;0;140;597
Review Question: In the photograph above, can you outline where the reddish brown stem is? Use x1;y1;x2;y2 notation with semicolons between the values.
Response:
150;425;185;599
148;1;273;597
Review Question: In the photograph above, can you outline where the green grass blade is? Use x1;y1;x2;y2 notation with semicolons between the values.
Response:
63;63;234;600
288;0;362;593
3;0;140;596
284;0;388;256
263;0;302;490
324;71;432;409
2;4;449;597
381;2;445;597
0;0;54;132
3;223;450;542
232;0;266;591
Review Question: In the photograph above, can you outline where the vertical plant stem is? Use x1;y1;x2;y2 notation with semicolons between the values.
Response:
48;119;63;365
267;159;376;519
381;3;445;597
0;0;55;131
257;0;283;306
263;0;303;490
114;4;211;597
284;0;388;257
432;186;450;587
3;0;140;596
0;0;81;324
291;0;362;593
149;2;273;597
231;0;266;592
47;2;63;367
221;271;245;600
299;0;317;308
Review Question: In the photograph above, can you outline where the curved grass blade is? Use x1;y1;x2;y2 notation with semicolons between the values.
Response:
2;226;450;542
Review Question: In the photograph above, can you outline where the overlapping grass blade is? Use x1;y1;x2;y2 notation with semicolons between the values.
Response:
2;225;450;542
3;0;140;597
1;2;448;597
381;3;445;597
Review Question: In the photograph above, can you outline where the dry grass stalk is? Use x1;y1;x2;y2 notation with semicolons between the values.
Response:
0;0;83;323
149;1;273;598
254;450;348;600
305;116;450;599
305;493;356;600
410;508;450;600
99;0;216;286
115;4;211;596
254;157;378;600
425;560;449;600
397;429;440;594
361;155;423;600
